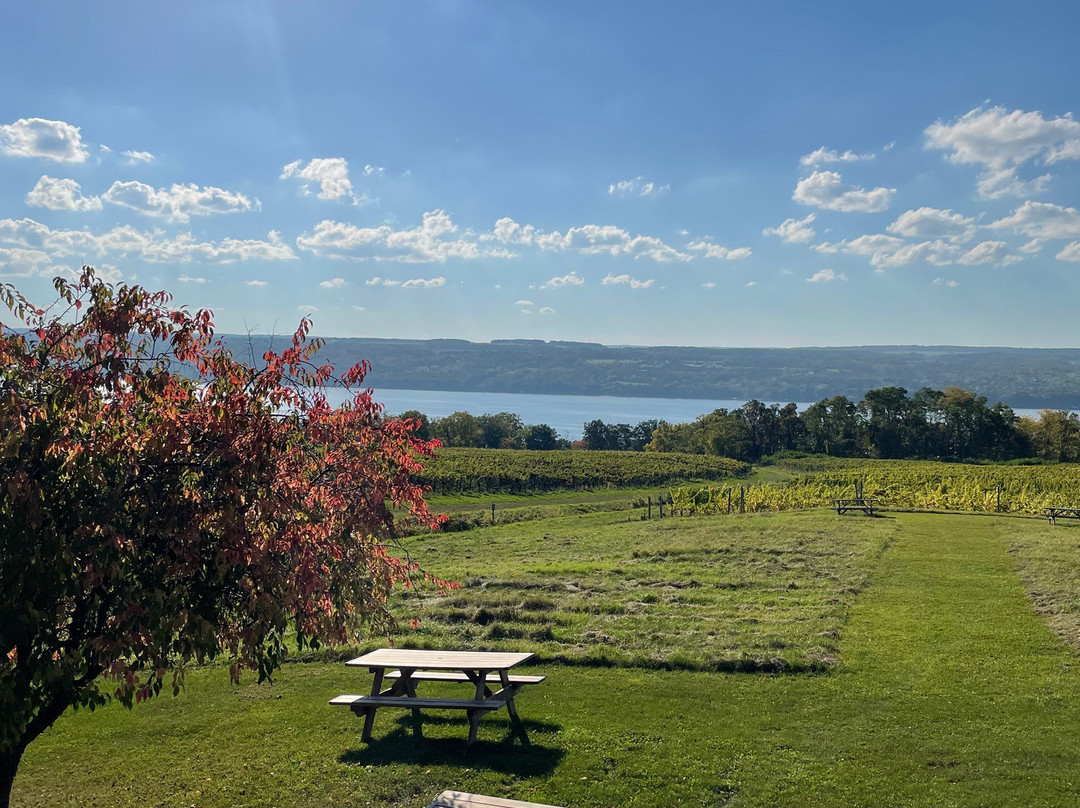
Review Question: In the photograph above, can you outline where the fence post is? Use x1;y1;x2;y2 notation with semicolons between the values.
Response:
491;503;496;523
727;489;732;514
739;486;745;514
647;495;652;519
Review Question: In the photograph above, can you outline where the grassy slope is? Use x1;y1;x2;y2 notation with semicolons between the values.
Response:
391;510;895;671
14;512;1080;807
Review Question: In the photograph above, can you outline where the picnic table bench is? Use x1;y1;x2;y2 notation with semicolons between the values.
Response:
427;791;565;808
1042;506;1080;525
331;649;543;746
832;498;877;516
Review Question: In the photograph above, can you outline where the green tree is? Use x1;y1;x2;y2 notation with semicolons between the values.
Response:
0;271;445;806
477;412;525;449
524;423;559;450
432;411;483;447
860;386;913;458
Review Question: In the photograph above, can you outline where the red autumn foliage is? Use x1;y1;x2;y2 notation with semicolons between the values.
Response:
0;268;449;804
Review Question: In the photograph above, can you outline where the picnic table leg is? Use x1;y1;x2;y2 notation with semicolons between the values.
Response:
398;668;424;739
499;671;530;746
361;668;385;742
467;709;481;746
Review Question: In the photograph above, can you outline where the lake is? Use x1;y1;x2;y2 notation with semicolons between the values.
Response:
318;387;1053;440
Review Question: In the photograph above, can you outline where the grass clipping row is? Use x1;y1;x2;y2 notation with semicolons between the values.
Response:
386;509;898;673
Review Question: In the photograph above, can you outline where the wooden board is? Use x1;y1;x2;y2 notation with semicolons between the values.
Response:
330;694;509;710
345;649;535;670
428;790;565;808
384;671;545;685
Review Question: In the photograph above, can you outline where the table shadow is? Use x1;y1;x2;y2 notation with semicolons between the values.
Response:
338;716;564;775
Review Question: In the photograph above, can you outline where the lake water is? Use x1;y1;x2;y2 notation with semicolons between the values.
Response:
319;387;1053;440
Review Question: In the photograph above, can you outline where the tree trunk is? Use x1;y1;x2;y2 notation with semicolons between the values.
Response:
0;746;24;808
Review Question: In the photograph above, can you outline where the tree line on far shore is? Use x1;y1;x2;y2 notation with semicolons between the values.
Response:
397;385;1080;463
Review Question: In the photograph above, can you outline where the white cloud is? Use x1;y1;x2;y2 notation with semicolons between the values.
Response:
401;276;445;288
814;234;903;264
521;308;533;315
871;239;963;268
762;213;816;244
320;277;347;288
686;241;752;260
793;170;895;212
297;210;483;263
799;147;874;167
539;307;556;315
932;277;960;287
514;299;533;306
975;167;1052;200
101;180;257;222
925;106;1080;199
0;118;89;162
362;164;385;176
178;275;208;283
0;246;63;278
987;201;1080;239
487;217;691;262
353;305;366;311
886;207;976;243
957;241;1022;266
122;150;154;164
824;232;1019;268
0;217;296;264
807;269;846;283
539;271;584;289
745;281;757;287
297;305;317;312
1020;238;1045;254
601;273;655;289
702;281;717;288
281;157;359;202
365;275;445;288
26;175;103;212
1056;242;1080;262
246;280;267;287
925;106;1080;167
608;176;670;197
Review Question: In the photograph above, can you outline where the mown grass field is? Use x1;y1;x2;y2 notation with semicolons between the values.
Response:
391;510;895;671
14;507;1080;807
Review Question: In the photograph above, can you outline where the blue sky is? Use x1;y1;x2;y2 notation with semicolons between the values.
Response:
2;1;1080;347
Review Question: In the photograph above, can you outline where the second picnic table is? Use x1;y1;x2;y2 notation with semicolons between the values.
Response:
331;649;543;745
832;497;877;516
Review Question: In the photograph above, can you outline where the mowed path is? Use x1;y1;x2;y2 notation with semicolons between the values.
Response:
732;513;1080;806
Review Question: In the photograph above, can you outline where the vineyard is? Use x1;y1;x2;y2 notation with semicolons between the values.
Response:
671;460;1080;516
416;447;749;494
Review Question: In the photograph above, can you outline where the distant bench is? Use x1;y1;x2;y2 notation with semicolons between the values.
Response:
427;791;564;808
1043;506;1080;525
833;498;877;516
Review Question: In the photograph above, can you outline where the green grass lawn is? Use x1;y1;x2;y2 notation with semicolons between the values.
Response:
391;509;896;671
14;511;1080;807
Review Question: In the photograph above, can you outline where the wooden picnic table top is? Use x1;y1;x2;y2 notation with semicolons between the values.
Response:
833;497;876;503
346;649;535;671
1043;506;1080;513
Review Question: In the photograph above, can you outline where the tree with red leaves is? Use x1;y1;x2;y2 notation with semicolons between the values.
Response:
0;269;446;806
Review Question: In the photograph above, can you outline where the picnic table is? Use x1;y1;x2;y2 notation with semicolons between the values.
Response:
1042;506;1080;525
331;649;543;745
427;791;564;808
832;498;877;516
